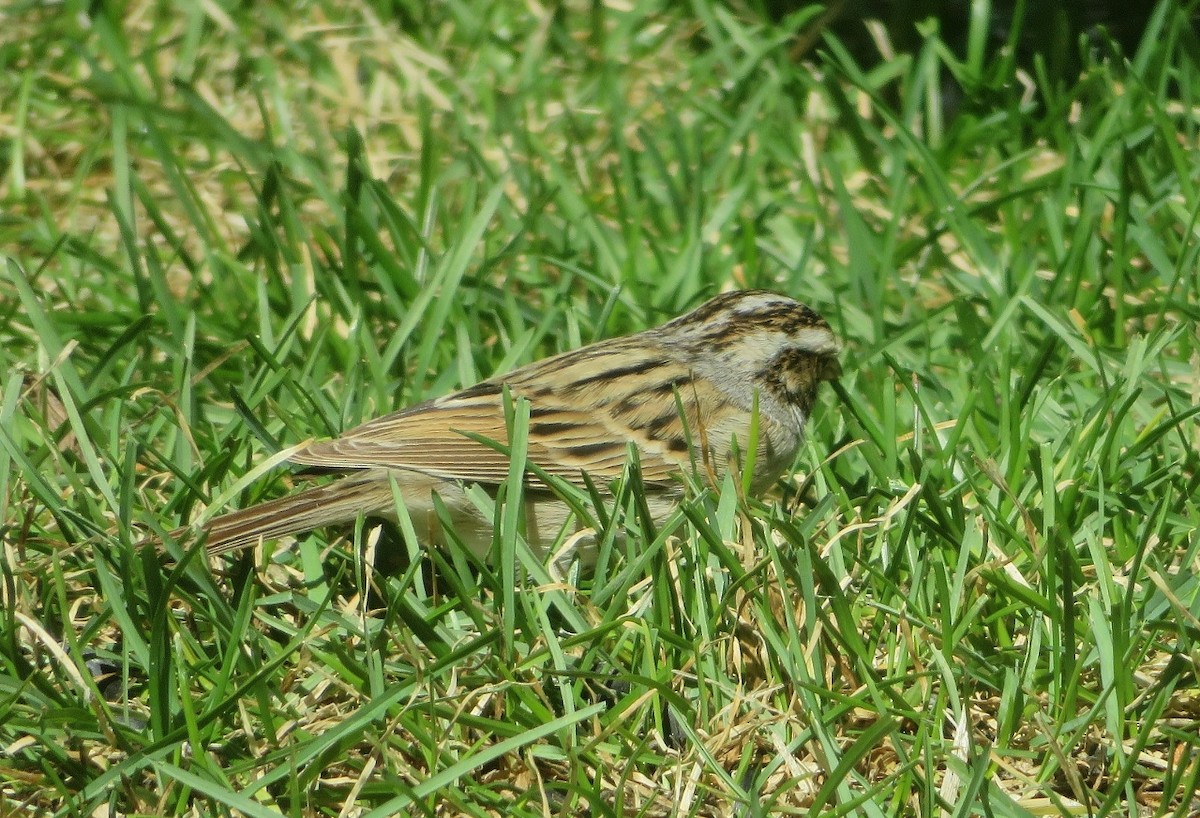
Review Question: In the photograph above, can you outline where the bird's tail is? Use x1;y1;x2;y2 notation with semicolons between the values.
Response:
170;471;394;556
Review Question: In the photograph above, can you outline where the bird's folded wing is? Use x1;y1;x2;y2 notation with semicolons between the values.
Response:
288;397;685;488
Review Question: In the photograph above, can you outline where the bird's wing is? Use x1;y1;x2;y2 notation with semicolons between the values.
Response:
288;367;701;488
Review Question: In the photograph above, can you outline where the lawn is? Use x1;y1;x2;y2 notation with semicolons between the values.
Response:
2;1;1198;815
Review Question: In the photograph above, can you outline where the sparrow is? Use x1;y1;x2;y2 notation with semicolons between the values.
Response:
177;290;841;561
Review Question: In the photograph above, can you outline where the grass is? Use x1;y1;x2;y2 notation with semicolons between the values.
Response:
2;0;1199;815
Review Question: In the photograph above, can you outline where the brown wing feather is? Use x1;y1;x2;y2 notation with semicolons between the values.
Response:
290;345;702;488
290;393;684;487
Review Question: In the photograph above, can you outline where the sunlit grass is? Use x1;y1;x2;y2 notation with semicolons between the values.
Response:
2;1;1198;815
